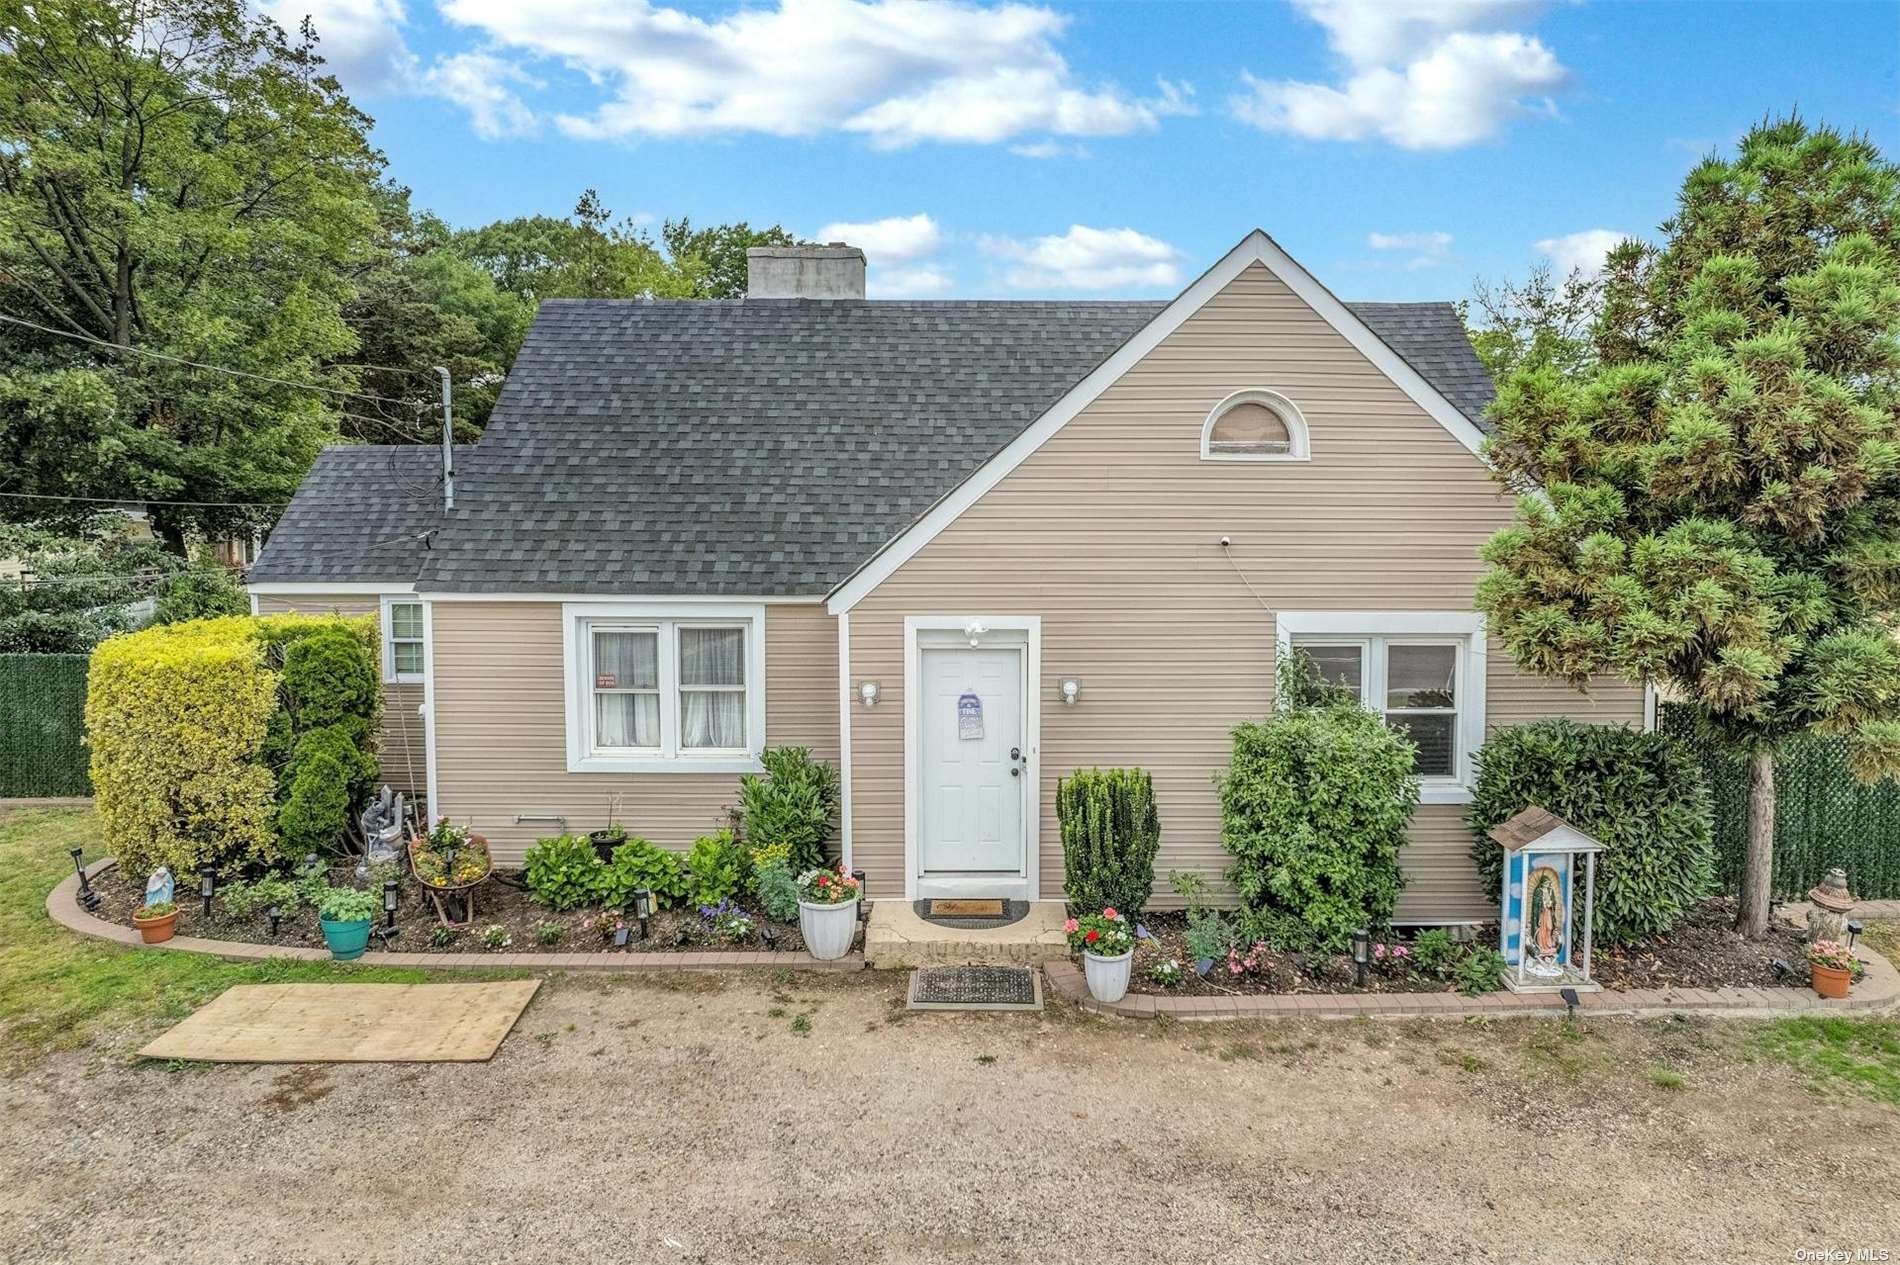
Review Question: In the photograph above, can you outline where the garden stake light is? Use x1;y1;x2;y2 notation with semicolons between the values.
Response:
634;888;653;940
1560;987;1580;1020
1847;920;1863;951
267;905;283;937
69;847;100;912
1351;927;1370;988
851;870;866;919
199;867;216;919
383;879;399;929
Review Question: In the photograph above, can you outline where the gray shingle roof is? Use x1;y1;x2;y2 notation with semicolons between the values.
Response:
248;445;459;584
259;298;1492;596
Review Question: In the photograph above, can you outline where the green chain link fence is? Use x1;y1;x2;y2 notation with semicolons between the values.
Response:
0;654;92;797
1661;704;1900;899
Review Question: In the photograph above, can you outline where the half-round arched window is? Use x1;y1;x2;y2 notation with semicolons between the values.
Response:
1200;389;1310;462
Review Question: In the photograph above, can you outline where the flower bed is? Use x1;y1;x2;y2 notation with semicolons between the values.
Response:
1127;912;1459;997
1590;898;1809;990
93;865;812;956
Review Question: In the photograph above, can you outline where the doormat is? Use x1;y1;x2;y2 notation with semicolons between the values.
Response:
138;981;541;1064
930;899;1005;918
907;965;1043;1011
911;899;1031;929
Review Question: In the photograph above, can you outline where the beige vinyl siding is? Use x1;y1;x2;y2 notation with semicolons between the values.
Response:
846;262;1644;921
431;601;836;864
254;593;428;797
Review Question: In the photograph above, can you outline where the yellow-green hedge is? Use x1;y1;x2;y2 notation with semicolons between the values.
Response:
86;613;379;878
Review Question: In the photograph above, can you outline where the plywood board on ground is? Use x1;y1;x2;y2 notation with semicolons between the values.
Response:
138;981;541;1063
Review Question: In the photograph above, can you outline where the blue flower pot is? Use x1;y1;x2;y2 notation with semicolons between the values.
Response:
320;916;373;961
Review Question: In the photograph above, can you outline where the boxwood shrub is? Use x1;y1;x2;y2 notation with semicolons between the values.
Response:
1468;720;1714;945
1057;767;1161;918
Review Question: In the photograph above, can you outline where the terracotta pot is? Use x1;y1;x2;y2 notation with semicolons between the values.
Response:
132;909;178;944
1811;962;1852;999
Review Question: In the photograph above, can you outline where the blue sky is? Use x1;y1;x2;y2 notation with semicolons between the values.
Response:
273;0;1900;303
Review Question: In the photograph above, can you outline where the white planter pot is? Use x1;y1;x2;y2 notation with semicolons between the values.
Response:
799;898;859;961
1083;949;1134;1004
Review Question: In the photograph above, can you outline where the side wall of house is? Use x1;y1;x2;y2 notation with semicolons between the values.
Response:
845;262;1644;922
428;600;838;864
254;594;428;798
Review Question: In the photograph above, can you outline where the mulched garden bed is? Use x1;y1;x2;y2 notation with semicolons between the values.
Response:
95;863;819;956
1127;911;1454;997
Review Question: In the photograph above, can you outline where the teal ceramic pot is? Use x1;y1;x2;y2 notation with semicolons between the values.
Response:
320;915;373;961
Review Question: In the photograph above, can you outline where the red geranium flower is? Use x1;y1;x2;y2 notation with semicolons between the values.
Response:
1085;929;1100;943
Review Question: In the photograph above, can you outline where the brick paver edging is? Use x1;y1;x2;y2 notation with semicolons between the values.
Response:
47;860;863;974
1044;937;1900;1022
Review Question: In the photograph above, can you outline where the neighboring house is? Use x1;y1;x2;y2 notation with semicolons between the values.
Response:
248;232;1645;923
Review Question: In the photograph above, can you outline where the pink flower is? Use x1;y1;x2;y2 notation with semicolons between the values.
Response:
1102;907;1118;920
1063;918;1079;934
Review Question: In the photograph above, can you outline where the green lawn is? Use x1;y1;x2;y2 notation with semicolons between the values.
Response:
0;804;440;1069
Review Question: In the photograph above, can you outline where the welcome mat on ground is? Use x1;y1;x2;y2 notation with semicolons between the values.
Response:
139;981;541;1063
912;899;1031;929
928;899;1005;918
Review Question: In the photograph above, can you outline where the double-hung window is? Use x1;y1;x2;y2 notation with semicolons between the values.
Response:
1279;613;1486;803
382;596;425;683
565;604;765;773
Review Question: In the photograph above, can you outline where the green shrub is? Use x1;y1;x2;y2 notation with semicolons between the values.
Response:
1218;659;1419;953
1168;869;1210;913
1455;948;1507;996
222;874;297;921
1183;908;1232;963
739;747;840;872
277;724;375;856
684;830;746;907
751;856;800;922
524;834;604;910
1468;720;1714;945
1411;928;1460;979
153;564;248;625
1056;767;1161;918
598;838;686;909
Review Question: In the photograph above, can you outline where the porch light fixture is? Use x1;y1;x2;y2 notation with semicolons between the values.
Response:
70;847;100;912
963;619;987;646
199;867;216;919
1059;678;1081;706
1351;926;1370;988
267;905;284;937
858;680;880;708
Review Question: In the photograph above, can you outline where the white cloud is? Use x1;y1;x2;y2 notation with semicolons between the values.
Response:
982;225;1183;291
434;0;1187;148
421;51;540;139
1368;230;1454;270
1009;139;1091;159
869;265;956;297
262;0;415;94
815;213;943;264
1231;0;1565;150
1535;228;1629;276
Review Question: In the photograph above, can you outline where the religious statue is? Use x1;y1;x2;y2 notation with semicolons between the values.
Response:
1524;865;1564;977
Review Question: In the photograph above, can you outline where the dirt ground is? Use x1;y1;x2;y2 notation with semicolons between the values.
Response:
0;970;1893;1265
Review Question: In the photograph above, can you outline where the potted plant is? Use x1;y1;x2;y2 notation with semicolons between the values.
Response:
318;886;379;961
589;794;629;864
795;866;861;961
409;817;493;926
1809;939;1859;999
1066;907;1136;1003
132;899;179;944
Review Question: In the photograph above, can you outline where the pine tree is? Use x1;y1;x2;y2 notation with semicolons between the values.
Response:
1476;117;1900;937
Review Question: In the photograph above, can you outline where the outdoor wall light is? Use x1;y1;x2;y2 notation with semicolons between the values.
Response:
964;619;987;646
858;680;880;707
1059;678;1082;705
70;846;100;912
1350;926;1370;988
267;905;284;937
199;867;216;919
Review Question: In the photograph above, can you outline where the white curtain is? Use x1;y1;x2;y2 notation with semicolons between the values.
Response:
680;627;744;748
594;629;659;748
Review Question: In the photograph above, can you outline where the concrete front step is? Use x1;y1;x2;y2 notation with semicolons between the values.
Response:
864;899;1070;968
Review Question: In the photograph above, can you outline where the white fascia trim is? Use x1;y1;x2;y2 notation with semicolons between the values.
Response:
1276;610;1487;805
560;601;768;775
902;615;1042;902
825;228;1490;615
1643;681;1658;732
421;598;440;822
379;593;426;685
426;591;822;605
249;581;414;596
837;610;853;876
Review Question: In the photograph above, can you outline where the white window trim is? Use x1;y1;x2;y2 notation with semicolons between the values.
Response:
1276;611;1486;804
1200;388;1311;462
381;594;427;684
561;602;766;774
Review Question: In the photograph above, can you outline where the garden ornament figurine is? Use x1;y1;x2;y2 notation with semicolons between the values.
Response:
1805;868;1856;944
144;866;174;909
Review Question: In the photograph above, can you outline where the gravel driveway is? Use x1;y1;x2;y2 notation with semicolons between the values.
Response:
0;970;1892;1264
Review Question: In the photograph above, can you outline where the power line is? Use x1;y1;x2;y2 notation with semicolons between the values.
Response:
0;312;428;409
8;570;180;590
0;490;290;509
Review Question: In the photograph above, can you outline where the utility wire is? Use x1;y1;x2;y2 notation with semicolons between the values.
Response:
0;490;291;509
0;312;427;409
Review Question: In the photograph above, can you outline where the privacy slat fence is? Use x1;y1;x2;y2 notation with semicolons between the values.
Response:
0;654;91;797
1661;704;1900;899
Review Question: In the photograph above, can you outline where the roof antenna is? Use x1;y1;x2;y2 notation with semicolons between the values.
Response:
435;366;454;512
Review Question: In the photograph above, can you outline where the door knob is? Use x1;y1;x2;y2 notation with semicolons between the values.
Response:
1010;767;1020;777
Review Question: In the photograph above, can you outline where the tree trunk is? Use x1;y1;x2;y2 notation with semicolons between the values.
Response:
1736;748;1775;939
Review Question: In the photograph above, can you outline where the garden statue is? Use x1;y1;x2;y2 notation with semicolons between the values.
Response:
144;866;174;908
361;786;406;866
1488;808;1604;994
1805;868;1856;945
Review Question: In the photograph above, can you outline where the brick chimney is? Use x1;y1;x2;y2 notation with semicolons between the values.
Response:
745;243;866;299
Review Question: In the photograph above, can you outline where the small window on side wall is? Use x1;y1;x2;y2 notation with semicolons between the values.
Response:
1201;389;1310;462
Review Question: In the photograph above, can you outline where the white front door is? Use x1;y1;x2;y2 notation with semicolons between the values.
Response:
919;645;1026;875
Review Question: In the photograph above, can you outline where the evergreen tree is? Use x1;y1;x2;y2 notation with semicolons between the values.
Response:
1476;117;1900;937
